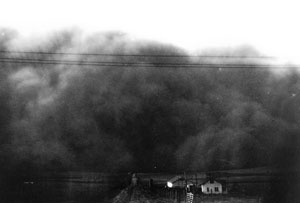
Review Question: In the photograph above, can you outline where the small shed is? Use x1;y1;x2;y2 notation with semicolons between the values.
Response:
199;180;223;194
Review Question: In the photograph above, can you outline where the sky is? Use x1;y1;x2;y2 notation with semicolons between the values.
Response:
0;0;300;64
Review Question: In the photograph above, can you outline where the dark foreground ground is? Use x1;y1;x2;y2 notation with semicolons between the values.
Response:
112;185;261;203
0;168;299;202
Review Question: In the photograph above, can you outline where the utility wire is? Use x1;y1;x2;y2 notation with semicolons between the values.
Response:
0;59;290;69
0;50;275;59
0;57;272;66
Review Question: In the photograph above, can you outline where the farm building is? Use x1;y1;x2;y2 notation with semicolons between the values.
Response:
199;180;223;194
167;176;194;188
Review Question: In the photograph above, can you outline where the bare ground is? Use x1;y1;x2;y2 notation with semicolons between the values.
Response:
111;186;260;203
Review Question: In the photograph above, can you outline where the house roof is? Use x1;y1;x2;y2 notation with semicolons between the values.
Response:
198;179;222;186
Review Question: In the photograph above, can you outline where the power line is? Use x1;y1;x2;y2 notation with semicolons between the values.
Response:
0;50;275;59
0;57;272;66
0;58;291;69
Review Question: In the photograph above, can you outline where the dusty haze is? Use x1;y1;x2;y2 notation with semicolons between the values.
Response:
0;29;299;176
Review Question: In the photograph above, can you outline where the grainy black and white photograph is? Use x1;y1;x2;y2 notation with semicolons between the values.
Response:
0;1;300;203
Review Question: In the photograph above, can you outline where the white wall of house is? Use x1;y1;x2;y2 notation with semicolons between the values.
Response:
201;181;222;194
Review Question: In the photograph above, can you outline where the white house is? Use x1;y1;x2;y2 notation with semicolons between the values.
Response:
200;180;223;194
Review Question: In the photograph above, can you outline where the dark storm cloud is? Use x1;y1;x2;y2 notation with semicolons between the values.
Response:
0;29;299;175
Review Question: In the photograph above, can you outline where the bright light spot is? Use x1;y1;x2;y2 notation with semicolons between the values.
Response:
167;182;173;188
